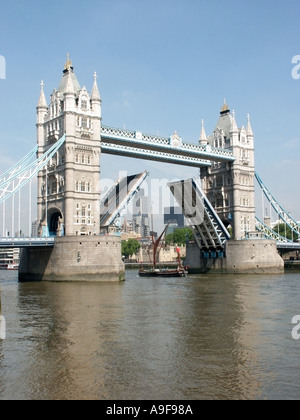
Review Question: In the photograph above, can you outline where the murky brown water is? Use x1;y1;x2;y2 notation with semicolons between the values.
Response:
1;269;300;400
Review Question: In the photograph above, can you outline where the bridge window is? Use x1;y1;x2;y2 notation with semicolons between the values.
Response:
216;176;223;188
216;193;223;208
80;182;85;192
81;100;88;110
82;117;88;129
241;196;249;207
58;178;64;193
51;181;57;194
241;216;250;234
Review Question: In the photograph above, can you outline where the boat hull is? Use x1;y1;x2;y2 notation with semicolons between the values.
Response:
138;269;188;278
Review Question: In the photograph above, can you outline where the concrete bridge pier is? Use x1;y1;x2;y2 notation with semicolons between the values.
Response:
184;239;284;275
19;236;125;282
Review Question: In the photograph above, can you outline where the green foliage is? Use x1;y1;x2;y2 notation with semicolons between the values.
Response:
273;223;299;241
121;239;141;258
165;227;194;246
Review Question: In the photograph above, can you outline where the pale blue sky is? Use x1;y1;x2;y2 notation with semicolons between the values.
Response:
1;0;300;227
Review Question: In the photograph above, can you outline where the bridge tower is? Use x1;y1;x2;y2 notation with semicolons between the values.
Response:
19;57;125;282
200;102;255;240
36;55;101;237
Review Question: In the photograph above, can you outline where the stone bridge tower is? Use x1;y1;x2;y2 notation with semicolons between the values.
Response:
200;102;255;240
36;55;101;237
20;56;124;282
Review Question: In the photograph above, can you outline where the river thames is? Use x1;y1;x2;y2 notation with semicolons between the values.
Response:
0;269;300;400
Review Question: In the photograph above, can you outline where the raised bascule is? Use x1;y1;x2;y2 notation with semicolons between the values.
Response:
2;56;298;280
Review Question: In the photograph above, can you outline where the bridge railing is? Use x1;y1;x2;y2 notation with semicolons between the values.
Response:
0;237;55;248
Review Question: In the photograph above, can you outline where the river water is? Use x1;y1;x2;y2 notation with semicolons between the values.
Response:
0;269;300;400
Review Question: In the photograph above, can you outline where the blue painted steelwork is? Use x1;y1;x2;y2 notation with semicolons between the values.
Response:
0;237;55;248
277;242;300;250
100;171;149;228
0;145;38;185
101;125;235;166
0;135;66;204
255;217;292;242
255;172;300;236
168;178;230;250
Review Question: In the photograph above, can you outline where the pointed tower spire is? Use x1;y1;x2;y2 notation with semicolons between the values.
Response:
37;80;48;108
91;71;101;101
199;119;207;144
247;113;253;136
64;67;75;94
64;52;73;72
231;110;238;132
220;98;230;115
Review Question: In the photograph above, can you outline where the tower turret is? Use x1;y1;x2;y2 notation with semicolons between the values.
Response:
36;81;48;145
199;119;207;145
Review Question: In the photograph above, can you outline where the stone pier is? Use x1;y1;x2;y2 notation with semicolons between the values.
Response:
19;236;125;282
184;239;284;274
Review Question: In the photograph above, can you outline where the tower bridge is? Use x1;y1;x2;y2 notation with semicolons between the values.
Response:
0;56;297;279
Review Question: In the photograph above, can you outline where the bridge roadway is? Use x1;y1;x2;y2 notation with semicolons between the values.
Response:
0;236;299;252
276;241;300;251
100;125;235;167
0;237;55;248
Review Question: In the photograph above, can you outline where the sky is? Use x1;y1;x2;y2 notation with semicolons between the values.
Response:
1;0;300;233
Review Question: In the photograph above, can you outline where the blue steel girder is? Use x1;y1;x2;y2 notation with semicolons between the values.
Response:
100;125;235;167
0;237;55;248
0;134;66;204
255;172;300;236
255;217;292;243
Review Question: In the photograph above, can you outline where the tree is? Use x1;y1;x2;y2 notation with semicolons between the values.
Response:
273;223;299;242
121;239;141;259
165;227;194;246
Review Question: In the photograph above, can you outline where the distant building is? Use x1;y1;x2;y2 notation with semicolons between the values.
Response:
132;189;150;238
164;206;185;227
0;248;20;269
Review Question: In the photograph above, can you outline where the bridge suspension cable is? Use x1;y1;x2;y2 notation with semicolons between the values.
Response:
255;172;300;237
0;145;38;185
0;135;66;204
